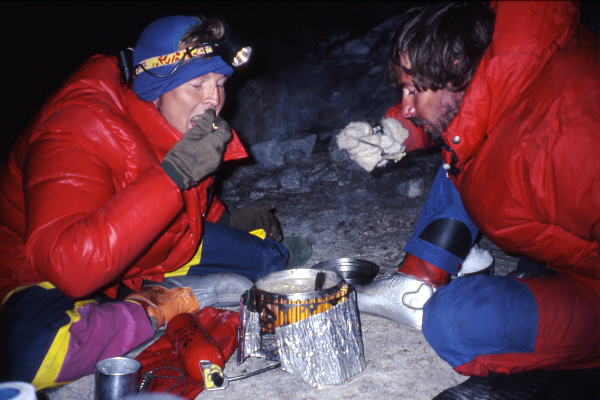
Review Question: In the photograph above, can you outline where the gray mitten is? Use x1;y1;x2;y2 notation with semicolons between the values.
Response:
161;109;232;190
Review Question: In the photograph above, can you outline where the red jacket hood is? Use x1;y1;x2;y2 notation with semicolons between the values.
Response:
444;1;580;163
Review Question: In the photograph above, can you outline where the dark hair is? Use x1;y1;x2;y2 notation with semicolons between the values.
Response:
178;15;228;50
386;1;495;93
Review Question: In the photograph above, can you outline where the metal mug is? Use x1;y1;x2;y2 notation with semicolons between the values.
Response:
94;357;141;400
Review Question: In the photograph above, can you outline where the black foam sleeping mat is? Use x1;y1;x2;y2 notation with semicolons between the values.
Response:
433;367;600;400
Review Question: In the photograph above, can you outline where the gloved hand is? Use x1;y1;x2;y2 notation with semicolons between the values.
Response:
161;109;232;190
337;117;409;172
145;273;254;309
125;285;200;329
230;204;283;242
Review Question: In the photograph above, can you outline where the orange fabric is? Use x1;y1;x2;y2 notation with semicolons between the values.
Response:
126;286;201;328
0;55;248;301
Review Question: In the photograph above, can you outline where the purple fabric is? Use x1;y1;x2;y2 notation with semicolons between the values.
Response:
56;301;154;382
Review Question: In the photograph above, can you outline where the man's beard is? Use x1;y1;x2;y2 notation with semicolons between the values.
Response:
410;117;446;147
411;95;462;148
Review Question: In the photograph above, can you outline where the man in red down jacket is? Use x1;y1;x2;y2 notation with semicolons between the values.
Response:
339;0;600;393
0;15;295;388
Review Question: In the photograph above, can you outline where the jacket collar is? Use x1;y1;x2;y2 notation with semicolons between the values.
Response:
441;1;579;164
125;89;180;156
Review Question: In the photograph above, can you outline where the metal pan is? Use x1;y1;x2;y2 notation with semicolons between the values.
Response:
311;258;380;286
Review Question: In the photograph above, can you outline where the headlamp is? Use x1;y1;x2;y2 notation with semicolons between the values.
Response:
212;35;252;67
118;32;252;85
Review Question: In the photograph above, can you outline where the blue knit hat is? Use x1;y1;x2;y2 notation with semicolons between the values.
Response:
132;16;234;102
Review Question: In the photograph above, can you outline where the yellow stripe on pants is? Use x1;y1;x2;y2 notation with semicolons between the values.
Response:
31;298;97;389
164;228;267;277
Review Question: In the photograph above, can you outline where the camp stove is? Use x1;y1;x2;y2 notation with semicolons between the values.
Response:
237;269;366;388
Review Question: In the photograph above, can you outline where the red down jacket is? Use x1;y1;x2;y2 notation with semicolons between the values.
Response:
387;1;600;293
0;55;247;302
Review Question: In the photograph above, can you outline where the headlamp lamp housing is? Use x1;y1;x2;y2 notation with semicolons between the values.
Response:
211;35;252;68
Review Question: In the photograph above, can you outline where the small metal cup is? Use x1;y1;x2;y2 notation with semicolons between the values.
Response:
94;357;141;400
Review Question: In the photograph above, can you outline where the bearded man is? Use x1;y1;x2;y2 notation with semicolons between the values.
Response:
338;1;600;397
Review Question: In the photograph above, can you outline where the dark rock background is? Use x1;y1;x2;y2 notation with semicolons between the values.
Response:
229;17;401;148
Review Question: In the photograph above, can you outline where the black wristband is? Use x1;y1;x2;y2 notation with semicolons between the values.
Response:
161;159;185;190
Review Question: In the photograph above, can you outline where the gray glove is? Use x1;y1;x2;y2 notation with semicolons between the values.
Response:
161;109;232;190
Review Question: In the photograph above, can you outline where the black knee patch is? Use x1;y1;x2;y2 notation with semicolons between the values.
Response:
418;218;472;260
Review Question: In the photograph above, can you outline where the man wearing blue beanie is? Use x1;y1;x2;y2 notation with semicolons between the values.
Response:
0;15;308;388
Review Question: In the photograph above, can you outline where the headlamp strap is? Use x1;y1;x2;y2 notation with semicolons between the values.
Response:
134;45;214;76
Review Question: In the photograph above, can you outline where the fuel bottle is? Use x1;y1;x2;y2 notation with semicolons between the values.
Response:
166;313;225;386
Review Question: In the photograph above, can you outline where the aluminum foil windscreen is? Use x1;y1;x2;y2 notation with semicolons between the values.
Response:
238;288;366;388
237;289;262;365
275;290;366;388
